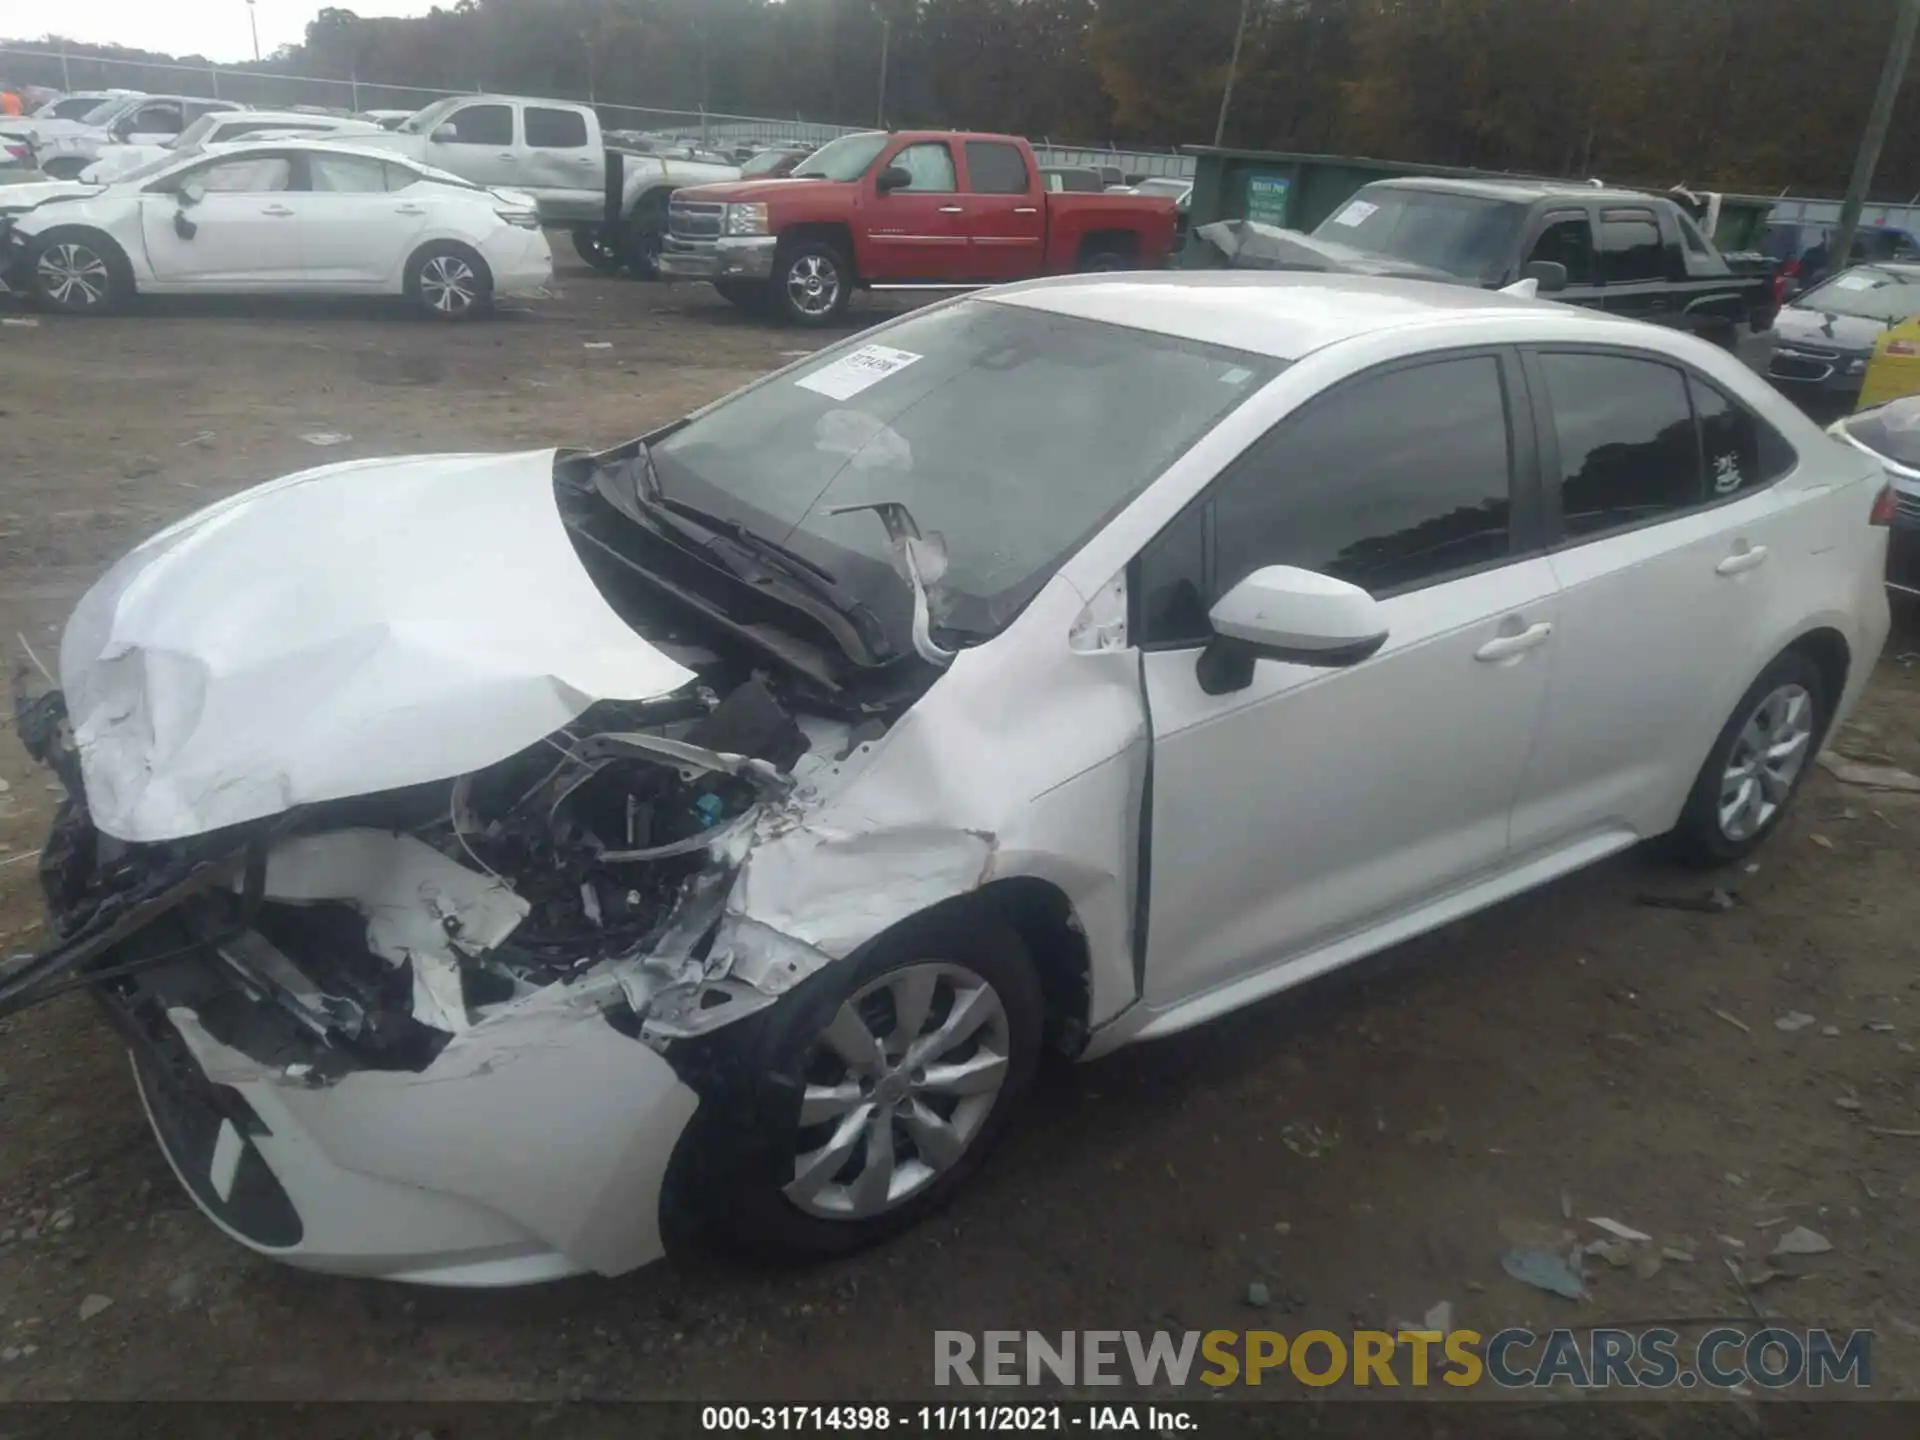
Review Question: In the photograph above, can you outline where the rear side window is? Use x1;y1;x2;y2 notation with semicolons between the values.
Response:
1526;213;1596;286
525;107;589;148
1690;376;1797;496
965;141;1030;196
305;152;393;193
445;103;513;147
1200;356;1515;611
1538;352;1698;536
1599;209;1666;283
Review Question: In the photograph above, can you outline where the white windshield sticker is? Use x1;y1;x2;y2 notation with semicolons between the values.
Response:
1221;366;1254;385
796;345;924;401
1331;199;1377;227
1834;273;1879;290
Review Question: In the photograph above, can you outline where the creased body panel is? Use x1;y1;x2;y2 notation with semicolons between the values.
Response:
59;450;695;842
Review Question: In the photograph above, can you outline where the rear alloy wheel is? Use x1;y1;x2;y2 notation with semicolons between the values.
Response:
34;234;125;314
775;240;850;326
1667;651;1827;864
1079;248;1131;273
407;246;492;320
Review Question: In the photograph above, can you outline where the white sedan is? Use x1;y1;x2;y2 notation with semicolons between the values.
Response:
3;140;551;319
6;273;1891;1285
78;110;386;185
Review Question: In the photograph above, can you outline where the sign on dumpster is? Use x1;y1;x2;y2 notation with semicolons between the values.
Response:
1245;173;1291;227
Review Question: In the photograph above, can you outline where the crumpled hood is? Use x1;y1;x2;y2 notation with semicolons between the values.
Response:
60;449;696;844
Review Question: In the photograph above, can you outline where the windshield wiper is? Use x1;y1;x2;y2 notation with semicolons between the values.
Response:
625;442;841;587
825;500;955;669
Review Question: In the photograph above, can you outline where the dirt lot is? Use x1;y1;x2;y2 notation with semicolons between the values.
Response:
2;256;1919;1415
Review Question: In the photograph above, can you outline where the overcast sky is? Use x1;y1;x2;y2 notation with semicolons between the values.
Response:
1;1;442;65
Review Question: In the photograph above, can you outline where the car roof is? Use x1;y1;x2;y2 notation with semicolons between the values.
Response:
985;271;1574;360
157;139;433;172
204;109;358;126
1359;175;1659;207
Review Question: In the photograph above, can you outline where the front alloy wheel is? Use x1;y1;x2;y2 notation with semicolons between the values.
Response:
37;241;115;313
785;962;1012;1220
1718;682;1814;843
777;242;849;326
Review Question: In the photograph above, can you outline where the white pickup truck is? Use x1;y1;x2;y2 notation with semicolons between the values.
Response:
342;95;739;277
0;94;246;178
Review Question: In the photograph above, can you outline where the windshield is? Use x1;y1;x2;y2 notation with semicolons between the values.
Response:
1797;266;1920;324
1846;397;1920;471
120;154;191;186
741;147;803;178
1312;189;1522;281
78;98;128;126
648;299;1279;645
42;96;112;120
792;132;889;182
398;98;461;135
172;114;223;149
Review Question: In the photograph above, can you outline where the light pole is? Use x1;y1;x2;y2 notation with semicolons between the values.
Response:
1213;0;1253;147
876;15;891;128
1831;0;1920;271
246;0;261;62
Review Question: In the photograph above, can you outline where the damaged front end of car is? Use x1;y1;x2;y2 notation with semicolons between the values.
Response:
0;444;953;1284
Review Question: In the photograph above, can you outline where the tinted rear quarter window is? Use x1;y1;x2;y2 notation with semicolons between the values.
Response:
965;141;1030;196
1691;376;1796;496
1538;352;1699;536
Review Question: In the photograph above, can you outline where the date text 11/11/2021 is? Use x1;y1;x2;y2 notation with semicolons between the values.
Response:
701;1406;1196;1432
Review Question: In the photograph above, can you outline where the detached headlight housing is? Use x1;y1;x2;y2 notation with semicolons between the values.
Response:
726;202;769;237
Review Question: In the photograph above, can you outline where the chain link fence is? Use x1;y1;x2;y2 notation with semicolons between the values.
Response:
0;42;1194;179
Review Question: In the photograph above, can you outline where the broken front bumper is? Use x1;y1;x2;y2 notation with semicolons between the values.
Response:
114;949;700;1285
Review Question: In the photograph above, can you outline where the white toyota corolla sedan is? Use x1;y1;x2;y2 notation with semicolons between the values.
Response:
1;140;550;318
7;274;1890;1285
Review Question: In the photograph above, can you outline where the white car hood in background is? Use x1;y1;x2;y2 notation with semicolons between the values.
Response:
60;450;696;843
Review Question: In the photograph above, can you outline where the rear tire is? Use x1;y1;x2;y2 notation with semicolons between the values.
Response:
1665;651;1827;866
1079;247;1132;273
31;228;130;315
687;906;1043;1261
405;243;492;320
772;238;851;327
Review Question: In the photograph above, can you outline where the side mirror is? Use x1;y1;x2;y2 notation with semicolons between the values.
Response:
111;119;136;141
877;164;912;193
177;181;206;208
1195;566;1388;696
1519;259;1569;293
430;123;460;144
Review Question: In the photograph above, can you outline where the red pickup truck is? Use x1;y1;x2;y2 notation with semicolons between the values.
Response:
657;129;1181;325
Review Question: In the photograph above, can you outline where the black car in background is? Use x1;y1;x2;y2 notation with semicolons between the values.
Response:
1763;220;1920;300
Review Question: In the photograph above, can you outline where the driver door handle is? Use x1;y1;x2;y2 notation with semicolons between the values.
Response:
393;204;426;215
496;152;517;162
938;205;964;214
1716;544;1770;576
1475;621;1553;662
260;205;294;216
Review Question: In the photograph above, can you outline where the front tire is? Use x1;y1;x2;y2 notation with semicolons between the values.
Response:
571;225;625;274
773;238;851;327
622;193;671;280
696;906;1043;1261
1666;651;1827;865
32;229;129;315
406;244;492;320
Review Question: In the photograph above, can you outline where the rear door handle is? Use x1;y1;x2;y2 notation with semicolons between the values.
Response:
393;204;426;215
1475;621;1553;663
1716;543;1771;576
938;205;964;214
497;153;517;162
260;205;294;216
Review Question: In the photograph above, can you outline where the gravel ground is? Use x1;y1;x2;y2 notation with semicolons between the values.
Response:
0;258;1917;1415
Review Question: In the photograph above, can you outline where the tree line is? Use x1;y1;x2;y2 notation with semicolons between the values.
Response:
8;0;1920;198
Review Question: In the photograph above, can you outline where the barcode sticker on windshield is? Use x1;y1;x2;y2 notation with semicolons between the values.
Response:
1834;273;1878;290
796;345;924;401
1331;199;1378;227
